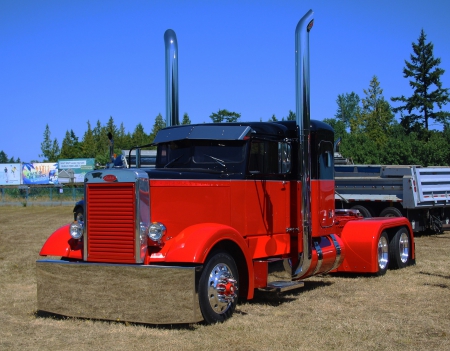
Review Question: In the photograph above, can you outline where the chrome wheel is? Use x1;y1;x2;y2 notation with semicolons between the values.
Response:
377;232;389;275
207;263;238;314
389;227;410;269
199;251;239;324
398;232;409;264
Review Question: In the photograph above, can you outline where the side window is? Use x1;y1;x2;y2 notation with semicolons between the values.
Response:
279;142;291;173
249;140;291;175
318;141;333;180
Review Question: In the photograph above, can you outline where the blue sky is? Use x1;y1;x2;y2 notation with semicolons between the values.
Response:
1;0;450;162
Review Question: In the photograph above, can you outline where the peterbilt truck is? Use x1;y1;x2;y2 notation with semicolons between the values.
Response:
36;10;415;325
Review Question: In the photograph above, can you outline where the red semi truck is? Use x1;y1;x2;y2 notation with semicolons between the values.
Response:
36;10;415;325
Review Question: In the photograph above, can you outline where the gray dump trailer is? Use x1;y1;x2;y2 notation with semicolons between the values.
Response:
334;164;450;233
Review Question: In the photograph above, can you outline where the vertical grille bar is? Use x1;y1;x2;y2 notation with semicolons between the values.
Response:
86;183;136;263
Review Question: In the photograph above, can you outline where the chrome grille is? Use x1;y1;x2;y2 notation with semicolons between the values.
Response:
86;183;136;263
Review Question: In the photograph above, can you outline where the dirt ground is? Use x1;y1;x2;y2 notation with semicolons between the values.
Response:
1;206;449;351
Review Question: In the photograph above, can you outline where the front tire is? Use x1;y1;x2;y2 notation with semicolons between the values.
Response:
199;251;239;324
389;227;410;269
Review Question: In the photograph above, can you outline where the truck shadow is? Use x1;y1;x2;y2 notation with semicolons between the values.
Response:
34;310;199;330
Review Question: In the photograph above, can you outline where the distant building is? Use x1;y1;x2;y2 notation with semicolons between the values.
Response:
58;169;75;183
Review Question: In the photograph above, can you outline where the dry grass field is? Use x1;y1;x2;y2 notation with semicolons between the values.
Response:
1;206;449;350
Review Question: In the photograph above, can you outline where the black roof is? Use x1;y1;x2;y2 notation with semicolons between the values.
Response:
153;120;333;144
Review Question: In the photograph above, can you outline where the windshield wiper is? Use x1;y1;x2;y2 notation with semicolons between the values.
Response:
204;154;227;169
164;155;182;168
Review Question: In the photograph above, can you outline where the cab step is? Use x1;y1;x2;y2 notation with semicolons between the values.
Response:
258;280;304;293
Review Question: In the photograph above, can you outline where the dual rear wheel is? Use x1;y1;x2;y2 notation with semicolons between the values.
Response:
377;227;411;275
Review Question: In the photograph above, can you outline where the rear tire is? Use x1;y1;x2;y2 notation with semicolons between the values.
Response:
380;207;403;218
389;227;410;269
199;251;239;324
351;205;372;218
376;231;389;276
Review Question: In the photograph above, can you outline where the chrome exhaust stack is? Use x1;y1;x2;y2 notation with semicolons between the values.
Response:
164;29;179;126
292;9;314;279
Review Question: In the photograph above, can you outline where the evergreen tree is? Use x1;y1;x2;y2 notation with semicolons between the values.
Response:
268;114;278;122
323;118;347;143
359;76;394;147
150;113;166;142
391;29;450;133
92;120;108;160
116;122;131;150
335;92;361;133
106;116;118;141
39;124;60;161
59;130;81;159
81;121;96;158
286;110;296;121
181;113;191;125
0;150;7;163
131;123;151;147
209;109;241;123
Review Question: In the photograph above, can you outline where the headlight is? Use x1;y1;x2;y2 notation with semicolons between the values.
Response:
148;222;166;242
70;221;83;240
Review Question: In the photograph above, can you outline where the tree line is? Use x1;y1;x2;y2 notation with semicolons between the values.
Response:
2;29;449;167
323;30;450;166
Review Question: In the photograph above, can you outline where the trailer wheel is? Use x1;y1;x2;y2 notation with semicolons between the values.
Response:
199;251;239;324
379;207;402;218
351;205;372;218
376;232;389;276
389;227;410;269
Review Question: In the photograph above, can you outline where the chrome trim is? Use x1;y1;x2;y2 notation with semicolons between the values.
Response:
399;231;410;264
328;234;343;272
292;9;314;279
83;169;150;263
378;235;389;270
36;259;202;324
164;29;179;126
207;262;238;314
312;240;323;275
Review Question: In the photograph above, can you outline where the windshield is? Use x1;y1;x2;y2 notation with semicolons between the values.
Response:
156;139;247;173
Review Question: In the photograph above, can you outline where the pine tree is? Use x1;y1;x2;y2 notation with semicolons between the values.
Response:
181;113;191;125
59;130;80;159
131;123;150;146
360;76;394;147
39;124;60;161
286;110;296;121
391;29;450;133
0;150;7;163
335;92;361;133
150;113;167;142
209;109;241;123
81;121;96;158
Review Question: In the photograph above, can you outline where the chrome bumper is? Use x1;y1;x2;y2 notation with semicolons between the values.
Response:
36;259;203;324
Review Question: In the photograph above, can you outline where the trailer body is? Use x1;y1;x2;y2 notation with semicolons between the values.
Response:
335;164;450;232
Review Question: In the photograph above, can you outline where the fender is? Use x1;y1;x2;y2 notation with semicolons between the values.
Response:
39;224;83;259
336;217;414;273
153;222;254;298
